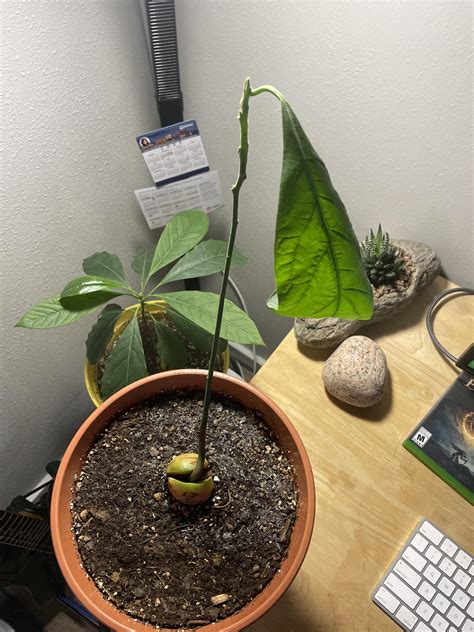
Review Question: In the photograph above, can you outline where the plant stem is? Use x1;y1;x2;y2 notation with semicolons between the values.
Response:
139;299;160;374
189;78;253;482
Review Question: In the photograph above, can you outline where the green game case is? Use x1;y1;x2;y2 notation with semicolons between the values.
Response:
403;372;474;505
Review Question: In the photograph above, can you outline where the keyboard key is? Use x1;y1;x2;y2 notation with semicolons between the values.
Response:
438;576;455;597
441;538;458;558
416;600;434;621
455;550;472;570
396;604;418;630
440;557;457;577
384;573;420;609
431;612;449;631
373;520;473;632
420;521;443;545
426;544;443;565
403;546;427;572
454;569;471;589
452;588;469;610
414;623;431;632
412;533;429;553
419;580;436;601
433;592;450;614
447;604;466;626
374;586;400;613
424;563;441;585
394;559;422;589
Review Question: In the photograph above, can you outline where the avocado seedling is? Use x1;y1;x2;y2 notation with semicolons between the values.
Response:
167;78;373;504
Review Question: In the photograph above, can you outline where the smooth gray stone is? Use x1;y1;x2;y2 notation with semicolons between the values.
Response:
294;240;440;349
322;336;387;407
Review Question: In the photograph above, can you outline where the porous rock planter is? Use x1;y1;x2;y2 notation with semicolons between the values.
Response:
51;370;315;631
294;240;440;348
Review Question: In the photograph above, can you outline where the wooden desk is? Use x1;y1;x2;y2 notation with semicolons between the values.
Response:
248;277;473;632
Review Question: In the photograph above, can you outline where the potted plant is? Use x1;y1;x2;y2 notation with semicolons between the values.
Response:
294;223;441;348
50;78;373;630
16;211;255;405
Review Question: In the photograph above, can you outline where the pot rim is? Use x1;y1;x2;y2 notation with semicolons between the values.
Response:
51;369;315;631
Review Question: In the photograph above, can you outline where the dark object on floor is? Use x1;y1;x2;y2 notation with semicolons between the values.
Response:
0;588;43;631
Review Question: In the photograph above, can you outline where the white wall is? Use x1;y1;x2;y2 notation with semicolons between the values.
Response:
0;0;159;505
175;0;473;351
0;1;472;505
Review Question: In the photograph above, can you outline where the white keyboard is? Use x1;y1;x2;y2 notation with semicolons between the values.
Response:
373;520;474;631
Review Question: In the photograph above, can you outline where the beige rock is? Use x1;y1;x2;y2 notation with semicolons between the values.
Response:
295;240;440;348
322;336;387;407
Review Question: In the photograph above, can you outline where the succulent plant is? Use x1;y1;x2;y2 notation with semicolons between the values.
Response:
360;225;405;288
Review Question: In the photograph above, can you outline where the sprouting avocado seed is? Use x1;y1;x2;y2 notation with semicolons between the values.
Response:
166;452;213;505
167;476;214;506
166;452;209;478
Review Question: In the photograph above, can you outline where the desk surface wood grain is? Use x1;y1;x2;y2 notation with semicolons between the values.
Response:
248;277;473;632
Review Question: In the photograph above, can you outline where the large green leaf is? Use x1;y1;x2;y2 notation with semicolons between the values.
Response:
167;308;226;354
160;240;249;285
60;276;129;310
273;99;373;320
101;313;147;399
152;319;188;370
148;210;209;281
85;304;123;364
83;252;130;288
16;297;96;329
131;245;155;287
158;291;264;345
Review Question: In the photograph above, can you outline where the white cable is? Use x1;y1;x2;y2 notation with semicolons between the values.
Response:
233;359;245;379
226;274;258;376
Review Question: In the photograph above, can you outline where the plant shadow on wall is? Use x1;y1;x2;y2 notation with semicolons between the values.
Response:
22;78;374;630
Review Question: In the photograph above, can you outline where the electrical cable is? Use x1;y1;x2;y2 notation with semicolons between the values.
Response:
425;287;474;364
227;275;258;376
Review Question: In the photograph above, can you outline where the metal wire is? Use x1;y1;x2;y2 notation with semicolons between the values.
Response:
227;275;258;376
425;287;474;364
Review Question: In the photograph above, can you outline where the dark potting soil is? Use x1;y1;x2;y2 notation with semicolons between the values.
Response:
72;391;297;629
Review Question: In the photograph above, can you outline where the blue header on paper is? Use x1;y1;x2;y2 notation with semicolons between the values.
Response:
136;120;200;152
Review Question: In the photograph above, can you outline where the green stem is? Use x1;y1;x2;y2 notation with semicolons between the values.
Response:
189;78;253;482
189;80;283;483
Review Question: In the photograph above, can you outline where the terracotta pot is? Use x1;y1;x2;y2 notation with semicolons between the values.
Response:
84;302;230;407
51;370;315;631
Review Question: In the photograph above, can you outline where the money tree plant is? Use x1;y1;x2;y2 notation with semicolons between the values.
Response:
16;210;262;399
166;78;374;505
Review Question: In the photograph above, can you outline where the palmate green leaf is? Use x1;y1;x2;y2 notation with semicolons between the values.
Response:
83;252;130;288
85;303;123;364
273;99;373;320
147;210;209;281
160;240;250;286
131;245;155;287
152;319;188;370
101;313;147;399
60;276;129;310
167;308;226;354
158;291;264;345
15;297;96;329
